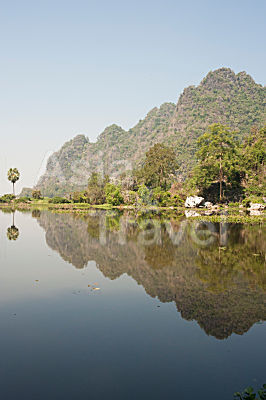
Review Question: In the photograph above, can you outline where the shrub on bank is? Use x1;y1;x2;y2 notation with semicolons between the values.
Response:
122;190;138;205
152;188;184;207
0;194;16;203
137;185;151;205
32;190;43;200
242;196;265;208
234;383;266;399
171;194;185;207
105;183;124;206
48;197;71;204
71;191;88;203
228;202;239;207
14;197;30;204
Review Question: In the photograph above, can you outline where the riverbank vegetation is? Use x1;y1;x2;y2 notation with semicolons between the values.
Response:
234;384;266;400
1;124;265;215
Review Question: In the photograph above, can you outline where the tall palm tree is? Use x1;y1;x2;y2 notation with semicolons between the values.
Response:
7;168;20;195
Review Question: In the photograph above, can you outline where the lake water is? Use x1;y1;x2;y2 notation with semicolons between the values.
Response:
0;209;265;400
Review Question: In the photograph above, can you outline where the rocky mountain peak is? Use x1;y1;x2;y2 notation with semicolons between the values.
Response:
27;68;265;197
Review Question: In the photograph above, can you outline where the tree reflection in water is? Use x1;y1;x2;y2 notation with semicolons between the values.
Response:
6;211;20;241
35;210;265;339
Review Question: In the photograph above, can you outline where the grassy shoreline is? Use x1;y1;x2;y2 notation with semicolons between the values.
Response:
0;201;265;223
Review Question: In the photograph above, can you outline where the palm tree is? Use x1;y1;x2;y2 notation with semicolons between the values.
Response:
7;168;20;195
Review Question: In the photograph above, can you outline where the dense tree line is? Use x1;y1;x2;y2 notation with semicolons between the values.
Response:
190;124;265;202
66;123;265;207
0;124;265;206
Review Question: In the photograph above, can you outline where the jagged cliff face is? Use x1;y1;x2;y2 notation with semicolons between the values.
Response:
168;68;266;173
34;68;265;196
35;103;176;196
36;210;266;339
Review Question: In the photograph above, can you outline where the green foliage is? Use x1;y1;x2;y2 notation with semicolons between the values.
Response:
71;191;88;203
171;194;184;207
137;185;151;205
136;143;178;189
152;187;171;206
228;202;239;207
242;126;266;197
0;194;16;203
234;384;266;400
152;187;184;207
48;197;71;204
32;190;42;200
191;123;242;201
189;124;265;202
241;195;265;208
7;168;20;184
105;183;124;206
122;190;138;205
151;188;185;207
87;173;109;205
14;197;30;204
7;168;20;195
105;212;122;231
241;197;251;208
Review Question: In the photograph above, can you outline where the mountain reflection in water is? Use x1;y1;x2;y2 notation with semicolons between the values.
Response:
34;209;266;340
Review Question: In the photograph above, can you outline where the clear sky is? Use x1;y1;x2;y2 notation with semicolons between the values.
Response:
0;0;265;194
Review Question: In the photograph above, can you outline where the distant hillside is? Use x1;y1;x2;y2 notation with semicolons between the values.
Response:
28;68;265;197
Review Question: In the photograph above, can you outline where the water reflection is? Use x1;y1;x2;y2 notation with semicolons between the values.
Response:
32;209;265;340
6;211;20;241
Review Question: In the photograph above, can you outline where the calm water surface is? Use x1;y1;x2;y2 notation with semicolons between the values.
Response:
0;209;265;400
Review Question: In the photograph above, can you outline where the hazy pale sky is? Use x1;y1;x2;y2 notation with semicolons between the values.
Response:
0;0;265;194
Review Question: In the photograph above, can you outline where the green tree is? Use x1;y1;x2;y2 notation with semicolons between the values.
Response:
32;189;42;200
7;168;20;195
48;197;70;204
87;173;109;205
105;183;124;206
242;126;265;197
137;143;178;189
71;191;88;203
0;194;15;203
137;184;151;205
192;124;241;201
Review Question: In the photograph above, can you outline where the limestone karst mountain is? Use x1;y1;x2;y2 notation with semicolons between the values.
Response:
30;68;265;197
